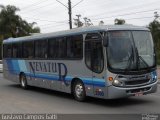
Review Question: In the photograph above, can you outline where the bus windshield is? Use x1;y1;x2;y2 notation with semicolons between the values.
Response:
107;31;155;71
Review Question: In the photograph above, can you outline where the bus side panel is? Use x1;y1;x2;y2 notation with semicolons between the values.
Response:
3;59;20;83
3;58;107;98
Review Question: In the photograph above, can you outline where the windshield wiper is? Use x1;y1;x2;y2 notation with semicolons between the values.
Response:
135;47;149;69
125;47;134;71
138;55;149;67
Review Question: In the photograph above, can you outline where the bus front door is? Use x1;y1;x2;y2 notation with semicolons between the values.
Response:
85;33;105;98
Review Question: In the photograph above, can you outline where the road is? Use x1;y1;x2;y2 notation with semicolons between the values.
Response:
0;73;160;114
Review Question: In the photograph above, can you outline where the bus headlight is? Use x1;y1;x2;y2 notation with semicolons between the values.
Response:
151;71;157;82
112;79;123;87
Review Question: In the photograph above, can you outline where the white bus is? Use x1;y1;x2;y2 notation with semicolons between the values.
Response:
3;25;158;101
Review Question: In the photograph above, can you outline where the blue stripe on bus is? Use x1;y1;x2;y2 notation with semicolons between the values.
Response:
13;60;20;74
25;73;105;87
5;60;106;87
18;60;28;72
6;60;12;70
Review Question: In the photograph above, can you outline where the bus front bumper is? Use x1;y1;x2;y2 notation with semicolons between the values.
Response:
107;81;158;99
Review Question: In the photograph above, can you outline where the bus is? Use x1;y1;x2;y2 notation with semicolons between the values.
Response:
2;25;158;101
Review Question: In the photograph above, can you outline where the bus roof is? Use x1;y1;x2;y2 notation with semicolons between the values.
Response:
3;25;149;44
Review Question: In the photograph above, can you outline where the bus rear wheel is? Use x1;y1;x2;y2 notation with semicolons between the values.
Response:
20;74;28;89
73;80;86;101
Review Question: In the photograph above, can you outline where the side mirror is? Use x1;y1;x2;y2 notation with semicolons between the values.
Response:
103;34;108;47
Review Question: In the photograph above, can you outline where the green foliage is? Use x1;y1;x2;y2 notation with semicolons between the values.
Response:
0;5;40;39
148;20;160;65
0;5;41;59
114;18;126;25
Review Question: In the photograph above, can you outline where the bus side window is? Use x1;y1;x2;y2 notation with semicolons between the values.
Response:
58;37;67;59
66;35;83;59
3;44;12;58
48;38;56;59
85;40;92;70
92;41;104;73
48;38;66;59
22;41;34;58
85;33;104;73
35;40;48;59
12;42;21;58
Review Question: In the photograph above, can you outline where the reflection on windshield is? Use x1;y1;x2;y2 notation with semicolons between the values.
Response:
132;31;155;69
107;31;155;71
108;31;134;69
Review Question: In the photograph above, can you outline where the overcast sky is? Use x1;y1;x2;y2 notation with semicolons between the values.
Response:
0;0;160;33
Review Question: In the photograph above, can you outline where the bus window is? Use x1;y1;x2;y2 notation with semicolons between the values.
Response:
3;44;12;58
85;33;104;73
22;41;34;58
12;42;21;58
35;40;48;59
48;38;65;59
48;35;83;59
66;35;83;59
58;37;66;58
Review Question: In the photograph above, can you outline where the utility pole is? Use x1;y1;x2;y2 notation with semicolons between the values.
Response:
68;0;72;29
56;0;83;29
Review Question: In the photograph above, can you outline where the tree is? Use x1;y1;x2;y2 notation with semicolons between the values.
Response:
148;20;160;64
0;5;40;39
99;20;104;26
114;18;125;25
148;20;160;48
73;15;93;27
83;17;93;26
74;14;83;27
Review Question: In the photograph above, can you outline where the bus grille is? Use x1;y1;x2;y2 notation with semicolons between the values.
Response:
118;74;151;87
125;79;150;86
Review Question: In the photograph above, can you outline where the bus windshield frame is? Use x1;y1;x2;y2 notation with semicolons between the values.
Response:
106;30;156;74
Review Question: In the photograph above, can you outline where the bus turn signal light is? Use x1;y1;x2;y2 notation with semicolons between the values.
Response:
108;77;113;81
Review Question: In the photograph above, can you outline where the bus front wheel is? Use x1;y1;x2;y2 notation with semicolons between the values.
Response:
73;80;86;101
20;74;28;89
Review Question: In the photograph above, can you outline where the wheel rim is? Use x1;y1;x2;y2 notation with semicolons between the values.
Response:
75;84;83;98
21;76;25;87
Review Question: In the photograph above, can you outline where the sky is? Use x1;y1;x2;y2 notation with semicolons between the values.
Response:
0;0;160;33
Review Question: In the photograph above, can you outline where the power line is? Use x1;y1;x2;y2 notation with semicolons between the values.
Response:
40;23;68;29
21;0;50;10
56;0;83;29
126;16;153;20
55;0;68;8
17;0;159;31
72;0;84;8
20;0;56;14
91;8;160;20
40;22;68;27
87;0;160;18
23;16;68;23
92;16;154;22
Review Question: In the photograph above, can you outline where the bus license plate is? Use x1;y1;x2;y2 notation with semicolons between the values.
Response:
134;92;144;96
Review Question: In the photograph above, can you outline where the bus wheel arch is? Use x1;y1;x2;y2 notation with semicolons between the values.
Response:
71;78;86;101
19;72;28;89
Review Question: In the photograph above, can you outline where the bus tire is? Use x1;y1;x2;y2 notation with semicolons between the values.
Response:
20;74;28;89
73;80;86;102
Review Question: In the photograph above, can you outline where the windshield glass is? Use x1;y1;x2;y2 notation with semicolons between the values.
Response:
132;31;155;69
107;31;155;71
